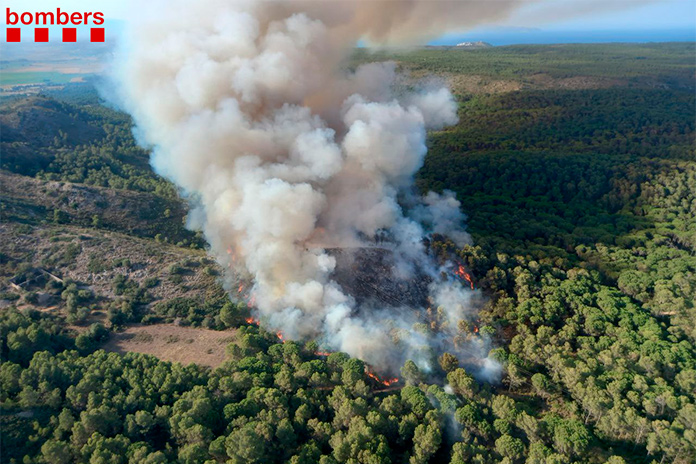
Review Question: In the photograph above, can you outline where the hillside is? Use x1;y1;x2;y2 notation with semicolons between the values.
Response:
0;96;104;146
1;171;192;241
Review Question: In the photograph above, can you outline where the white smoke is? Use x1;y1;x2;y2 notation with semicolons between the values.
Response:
410;190;472;247
112;0;552;374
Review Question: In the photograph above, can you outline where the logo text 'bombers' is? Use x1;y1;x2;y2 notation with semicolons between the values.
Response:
5;8;105;43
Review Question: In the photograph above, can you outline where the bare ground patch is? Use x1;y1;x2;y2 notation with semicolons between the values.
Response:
0;222;224;304
102;324;236;368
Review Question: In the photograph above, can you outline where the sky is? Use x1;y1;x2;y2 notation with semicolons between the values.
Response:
503;0;695;31
433;0;696;45
2;0;695;44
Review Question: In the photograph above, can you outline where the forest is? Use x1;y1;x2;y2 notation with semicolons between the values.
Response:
1;43;695;464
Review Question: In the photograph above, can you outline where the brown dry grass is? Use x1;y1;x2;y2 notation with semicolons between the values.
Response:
102;324;235;368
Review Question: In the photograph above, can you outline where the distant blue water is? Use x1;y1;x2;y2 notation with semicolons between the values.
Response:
430;28;696;46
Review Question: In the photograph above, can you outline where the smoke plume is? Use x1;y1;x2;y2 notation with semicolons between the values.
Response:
113;0;540;374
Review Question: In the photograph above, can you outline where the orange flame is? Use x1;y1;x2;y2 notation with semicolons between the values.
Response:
473;326;479;333
454;264;475;290
365;368;399;387
245;317;259;325
226;247;237;269
314;351;331;357
237;284;244;294
276;331;284;342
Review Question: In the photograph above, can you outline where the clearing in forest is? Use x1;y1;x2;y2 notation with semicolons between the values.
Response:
102;324;235;368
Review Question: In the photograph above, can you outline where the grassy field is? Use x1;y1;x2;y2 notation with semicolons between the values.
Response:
0;71;86;86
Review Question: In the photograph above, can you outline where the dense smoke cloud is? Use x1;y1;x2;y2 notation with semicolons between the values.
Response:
113;0;542;374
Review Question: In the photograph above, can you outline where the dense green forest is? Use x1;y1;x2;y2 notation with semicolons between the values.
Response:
353;42;695;85
1;43;695;464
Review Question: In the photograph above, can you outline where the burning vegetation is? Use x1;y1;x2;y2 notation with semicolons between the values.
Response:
365;368;399;388
117;0;498;377
454;264;475;290
233;244;486;380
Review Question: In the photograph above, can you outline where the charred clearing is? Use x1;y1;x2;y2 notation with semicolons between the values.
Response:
326;247;433;309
